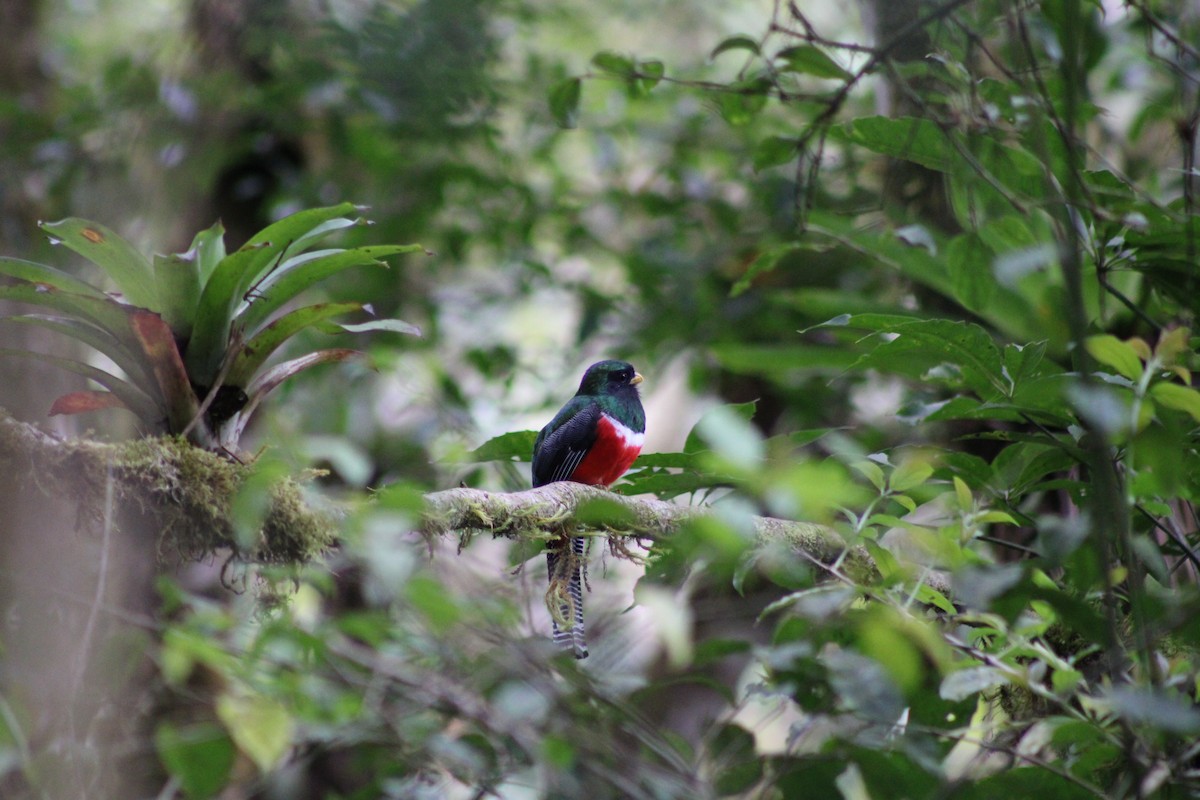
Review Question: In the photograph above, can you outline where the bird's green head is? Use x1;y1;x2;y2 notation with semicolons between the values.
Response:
577;360;643;397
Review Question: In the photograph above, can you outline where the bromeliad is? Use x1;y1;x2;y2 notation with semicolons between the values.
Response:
532;360;645;658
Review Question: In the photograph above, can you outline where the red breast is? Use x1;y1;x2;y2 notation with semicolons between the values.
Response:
569;413;644;487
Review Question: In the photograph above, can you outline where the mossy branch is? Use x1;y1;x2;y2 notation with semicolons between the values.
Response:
421;482;886;585
0;410;933;590
0;409;335;562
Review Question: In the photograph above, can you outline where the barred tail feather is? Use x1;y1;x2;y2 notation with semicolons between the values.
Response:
546;537;589;659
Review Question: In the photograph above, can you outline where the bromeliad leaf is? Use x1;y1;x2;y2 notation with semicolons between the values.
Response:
0;313;157;393
40;219;159;310
226;301;364;386
314;318;421;336
154;251;202;342
186;204;366;385
225;349;366;447
129;310;203;438
0;347;160;421
234;245;424;338
0;256;111;300
49;390;129;416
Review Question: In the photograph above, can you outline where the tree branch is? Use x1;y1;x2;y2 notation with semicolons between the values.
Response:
0;409;941;592
422;482;887;585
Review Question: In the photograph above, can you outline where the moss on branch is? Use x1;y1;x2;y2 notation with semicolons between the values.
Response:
0;409;335;562
0;409;909;586
421;482;883;583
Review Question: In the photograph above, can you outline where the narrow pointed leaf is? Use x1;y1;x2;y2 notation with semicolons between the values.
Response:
186;205;363;386
39;219;159;310
128;310;201;435
234;245;424;338
154;251;202;341
0;257;111;299
0;284;140;347
0;313;158;396
186;243;274;385
0;348;161;421
193;220;227;284
226;301;363;386
244;348;366;399
245;203;360;251
313;318;421;336
548;78;582;128
227;349;366;446
49;390;128;416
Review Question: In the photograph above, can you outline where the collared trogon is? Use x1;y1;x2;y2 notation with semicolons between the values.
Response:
532;360;646;658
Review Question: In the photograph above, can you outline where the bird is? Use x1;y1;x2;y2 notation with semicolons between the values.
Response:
532;360;646;658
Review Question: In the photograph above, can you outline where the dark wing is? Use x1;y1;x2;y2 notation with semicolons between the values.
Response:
532;400;600;487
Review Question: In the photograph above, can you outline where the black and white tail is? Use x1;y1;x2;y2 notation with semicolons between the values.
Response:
547;536;588;659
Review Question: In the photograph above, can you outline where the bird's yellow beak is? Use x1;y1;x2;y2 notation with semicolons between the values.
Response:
631;373;644;386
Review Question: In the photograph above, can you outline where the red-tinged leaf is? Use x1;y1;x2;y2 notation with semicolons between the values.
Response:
49;390;128;416
129;310;201;435
0;347;160;421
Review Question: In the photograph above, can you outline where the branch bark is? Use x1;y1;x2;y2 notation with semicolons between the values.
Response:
0;408;929;590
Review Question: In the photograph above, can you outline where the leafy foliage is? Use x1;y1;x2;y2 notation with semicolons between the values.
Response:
0;205;422;449
6;0;1200;799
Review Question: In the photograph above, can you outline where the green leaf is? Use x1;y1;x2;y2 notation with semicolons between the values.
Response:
853;461;886;492
155;722;235;799
0;313;156;394
939;666;1008;700
185;204;362;384
1085;335;1143;381
636;59;665;93
848;318;1007;399
838;116;954;173
710;35;760;59
227;301;364;386
775;45;851;80
889;461;933;493
684;401;758;455
591;51;635;76
752;136;798;173
154;221;224;340
732;243;803;296
215;691;294;773
0;347;161;421
234;245;424;340
0;283;142;351
0;256;111;300
715;77;771;126
1150;382;1200;422
192;220;227;284
465;430;539;462
153;252;202;341
548;77;582;128
40;218;159;310
711;723;763;795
